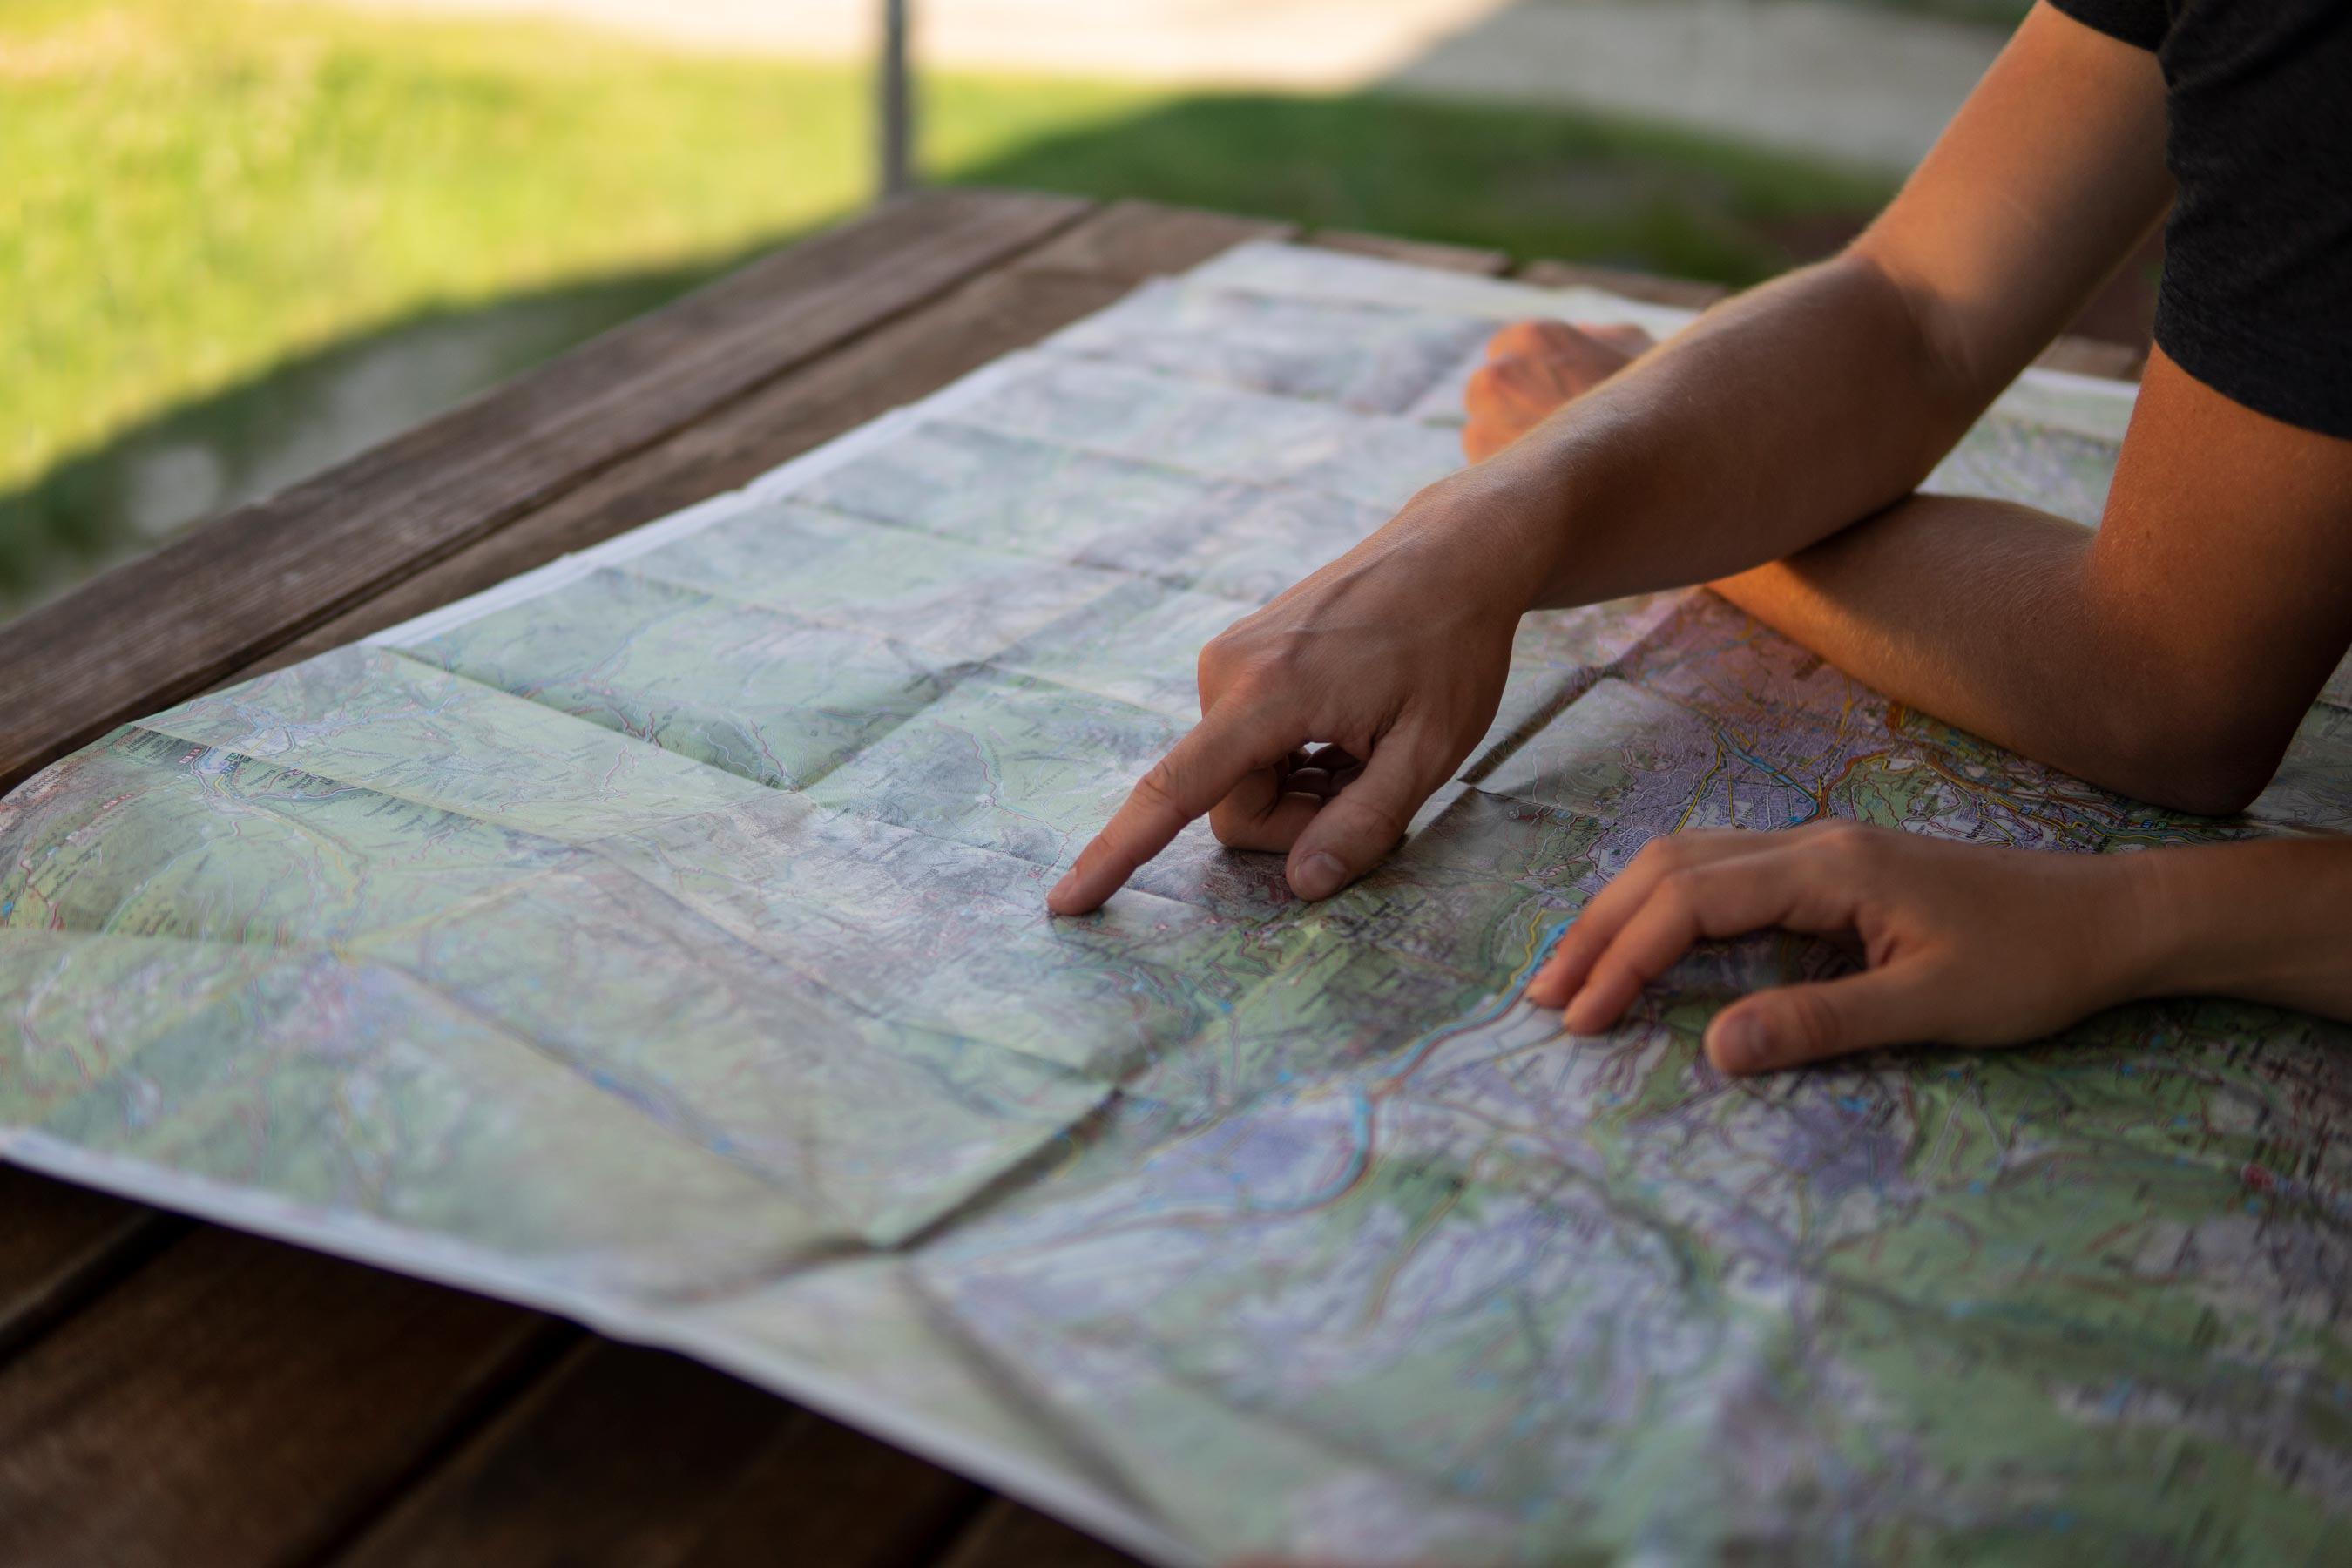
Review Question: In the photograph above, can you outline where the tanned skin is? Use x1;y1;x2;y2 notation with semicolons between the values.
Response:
1050;3;2352;1073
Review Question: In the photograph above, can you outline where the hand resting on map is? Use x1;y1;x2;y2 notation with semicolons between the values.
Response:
1527;823;2352;1075
1528;823;2142;1074
1054;6;2352;923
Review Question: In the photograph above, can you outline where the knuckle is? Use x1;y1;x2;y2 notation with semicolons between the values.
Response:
1484;323;1531;359
1652;866;1700;909
1484;352;1537;392
1200;651;1282;704
1488;319;1571;359
1632;834;1690;872
1806;820;1878;866
1528;319;1585;352
1131;761;1185;814
1196;629;1244;680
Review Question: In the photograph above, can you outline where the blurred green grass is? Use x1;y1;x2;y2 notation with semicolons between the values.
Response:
1;0;1896;612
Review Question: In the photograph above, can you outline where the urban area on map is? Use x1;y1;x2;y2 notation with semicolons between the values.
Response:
3;244;2349;1565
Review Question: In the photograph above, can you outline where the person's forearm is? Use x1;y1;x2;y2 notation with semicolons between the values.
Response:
1462;3;2175;617
1708;483;2328;814
1713;495;2143;799
2112;836;2352;1020
1475;254;1997;612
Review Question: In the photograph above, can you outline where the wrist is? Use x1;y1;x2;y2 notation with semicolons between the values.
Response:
2094;848;2195;1005
1409;452;1583;619
2095;841;2282;1006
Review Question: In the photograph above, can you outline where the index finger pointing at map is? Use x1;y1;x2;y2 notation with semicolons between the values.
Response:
1048;708;1287;916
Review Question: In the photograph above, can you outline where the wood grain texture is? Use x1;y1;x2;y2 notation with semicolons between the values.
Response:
1310;228;1510;275
28;208;2146;1568
0;199;1113;1523
333;1342;794;1568
0;189;1092;795
239;207;1271;679
0;1169;174;1362
1010;198;1294;285
0;197;1280;1568
329;1336;1078;1568
675;1404;990;1568
0;1227;564;1568
936;1497;1145;1568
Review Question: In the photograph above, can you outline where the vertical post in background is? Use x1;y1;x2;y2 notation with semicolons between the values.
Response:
879;0;915;199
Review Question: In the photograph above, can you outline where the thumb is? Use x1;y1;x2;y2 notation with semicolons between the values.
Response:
1283;738;1447;901
1703;966;1937;1075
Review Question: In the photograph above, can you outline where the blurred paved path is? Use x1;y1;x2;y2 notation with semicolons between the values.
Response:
325;0;2011;170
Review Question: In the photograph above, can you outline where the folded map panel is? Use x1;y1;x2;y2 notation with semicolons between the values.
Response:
5;242;2348;1565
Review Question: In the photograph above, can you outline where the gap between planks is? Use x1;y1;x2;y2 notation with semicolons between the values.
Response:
0;197;1288;1568
2;206;2125;1565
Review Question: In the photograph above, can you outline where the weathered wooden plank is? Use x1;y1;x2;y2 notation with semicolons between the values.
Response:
0;200;1109;1485
0;1169;174;1362
0;206;1267;1568
676;1404;987;1568
0;189;1093;795
240;207;1269;678
1514;255;1729;310
4;201;2146;1568
0;1227;564;1568
1010;198;1294;285
0;202;2161;1568
1310;227;1510;275
331;1342;792;1568
934;1497;1142;1568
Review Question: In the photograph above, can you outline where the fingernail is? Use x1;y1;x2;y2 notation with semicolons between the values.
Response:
1048;870;1078;909
1710;1014;1766;1072
1292;852;1346;901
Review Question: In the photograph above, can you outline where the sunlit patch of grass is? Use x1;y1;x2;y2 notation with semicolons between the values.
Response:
1;0;1893;609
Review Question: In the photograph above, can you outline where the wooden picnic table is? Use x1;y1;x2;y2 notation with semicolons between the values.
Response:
0;189;2143;1567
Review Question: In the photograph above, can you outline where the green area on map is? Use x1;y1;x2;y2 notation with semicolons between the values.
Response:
4;247;2349;1564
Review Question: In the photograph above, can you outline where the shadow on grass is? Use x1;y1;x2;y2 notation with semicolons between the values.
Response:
5;87;1897;620
950;88;1891;285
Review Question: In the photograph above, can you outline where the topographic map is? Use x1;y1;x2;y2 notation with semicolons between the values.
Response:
4;243;2350;1565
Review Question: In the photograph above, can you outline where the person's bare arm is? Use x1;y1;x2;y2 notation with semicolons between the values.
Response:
1051;6;2174;915
1524;825;2352;1075
1468;3;2173;604
1713;351;2352;814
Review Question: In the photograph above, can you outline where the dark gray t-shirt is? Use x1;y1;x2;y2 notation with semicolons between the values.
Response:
2049;0;2351;437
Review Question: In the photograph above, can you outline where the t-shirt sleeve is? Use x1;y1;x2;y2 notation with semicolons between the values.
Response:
2153;0;2352;438
2045;0;2168;51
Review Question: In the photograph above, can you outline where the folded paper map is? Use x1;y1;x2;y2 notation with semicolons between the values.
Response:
5;242;2349;1565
